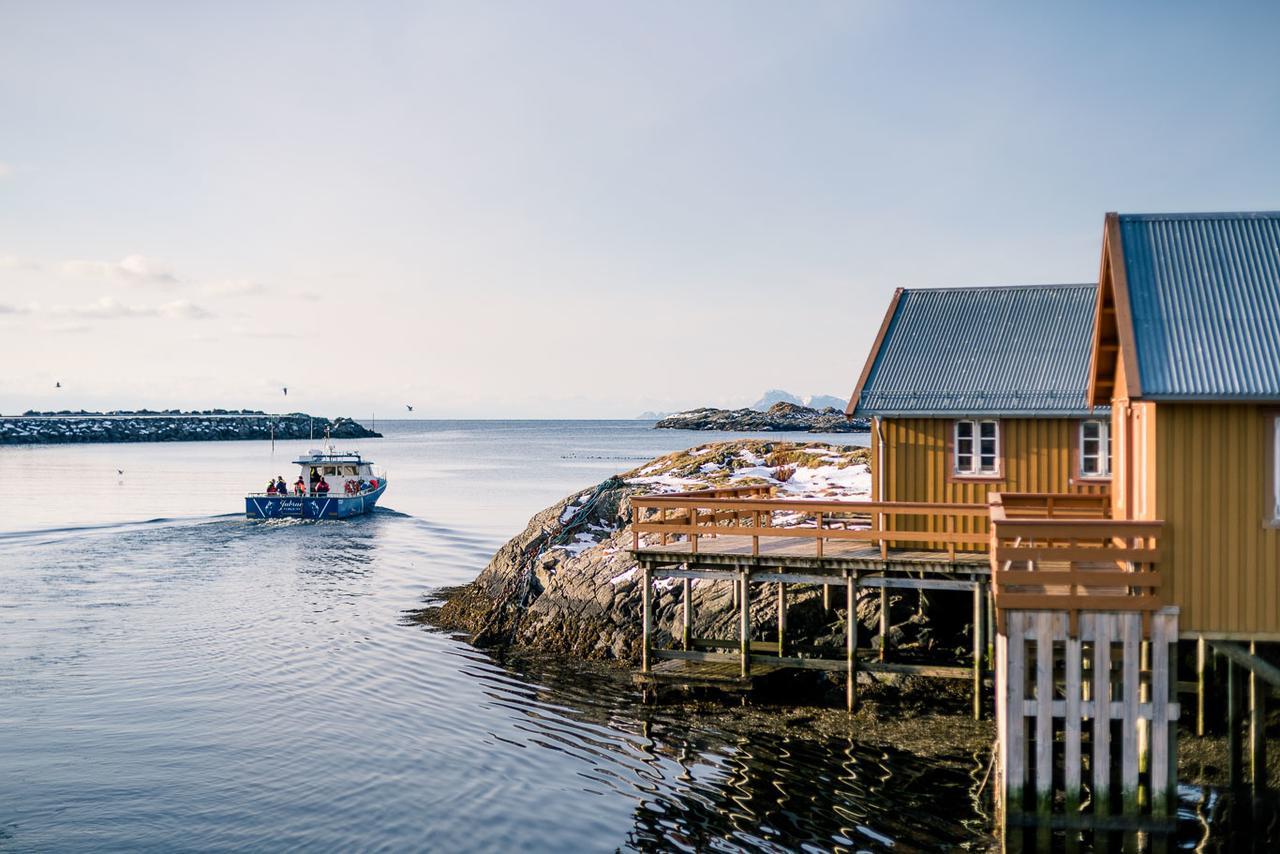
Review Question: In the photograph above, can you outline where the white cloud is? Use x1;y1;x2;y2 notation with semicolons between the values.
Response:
54;296;213;320
63;254;179;285
0;162;12;179
43;321;90;334
203;278;266;297
160;299;212;320
0;255;39;270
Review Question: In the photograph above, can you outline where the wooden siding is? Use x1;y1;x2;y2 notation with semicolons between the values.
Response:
872;417;1109;543
875;417;1109;503
1152;403;1280;637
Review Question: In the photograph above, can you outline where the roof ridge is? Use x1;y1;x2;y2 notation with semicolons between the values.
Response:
1118;211;1280;221
901;282;1094;293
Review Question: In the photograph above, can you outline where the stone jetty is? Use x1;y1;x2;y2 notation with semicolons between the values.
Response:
0;410;380;445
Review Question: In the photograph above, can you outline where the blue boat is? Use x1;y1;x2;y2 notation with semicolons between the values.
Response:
246;447;387;519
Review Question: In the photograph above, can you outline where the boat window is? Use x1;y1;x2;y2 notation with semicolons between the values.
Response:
343;465;357;476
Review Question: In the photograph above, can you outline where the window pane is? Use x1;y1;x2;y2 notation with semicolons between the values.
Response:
957;421;973;439
980;421;997;440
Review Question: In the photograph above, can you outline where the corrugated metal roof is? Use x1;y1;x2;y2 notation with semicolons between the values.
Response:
855;284;1106;417
1118;212;1280;399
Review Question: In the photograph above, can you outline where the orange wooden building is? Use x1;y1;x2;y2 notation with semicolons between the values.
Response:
1088;211;1280;639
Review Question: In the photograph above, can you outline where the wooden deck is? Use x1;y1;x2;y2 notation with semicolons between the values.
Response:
635;534;987;571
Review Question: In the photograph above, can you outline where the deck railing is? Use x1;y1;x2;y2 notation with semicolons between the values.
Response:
631;487;990;560
989;492;1163;635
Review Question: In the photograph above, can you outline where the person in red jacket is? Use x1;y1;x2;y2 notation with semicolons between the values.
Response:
316;477;330;495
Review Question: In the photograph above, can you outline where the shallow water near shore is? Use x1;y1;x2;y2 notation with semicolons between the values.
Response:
0;421;1270;850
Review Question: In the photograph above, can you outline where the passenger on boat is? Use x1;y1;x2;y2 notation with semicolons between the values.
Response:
369;478;379;490
294;477;306;496
276;476;288;495
266;479;278;495
343;480;356;495
316;477;331;495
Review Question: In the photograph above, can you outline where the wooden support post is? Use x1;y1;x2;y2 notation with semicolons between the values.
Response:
1064;628;1083;813
879;585;888;662
640;563;652;673
1092;614;1112;814
1227;657;1243;790
1151;614;1173;816
1196;635;1207;737
739;569;750;679
1035;613;1053;815
1003;611;1026;817
972;582;983;720
776;582;786;656
822;584;831;611
681;576;692;651
1250;641;1267;793
846;572;858;713
1121;614;1140;813
985;583;995;666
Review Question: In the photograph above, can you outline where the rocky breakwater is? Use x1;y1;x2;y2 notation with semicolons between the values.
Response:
0;410;381;445
655;401;869;432
430;439;971;674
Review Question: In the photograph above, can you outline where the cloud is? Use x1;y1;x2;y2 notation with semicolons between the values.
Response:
288;287;321;302
0;302;32;314
63;254;179;285
0;162;11;179
203;278;266;297
43;321;90;334
55;296;213;320
0;255;40;271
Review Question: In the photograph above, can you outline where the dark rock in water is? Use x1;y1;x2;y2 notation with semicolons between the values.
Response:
0;412;380;445
656;402;869;433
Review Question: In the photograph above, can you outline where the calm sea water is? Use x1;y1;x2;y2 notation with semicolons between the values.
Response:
0;421;1261;851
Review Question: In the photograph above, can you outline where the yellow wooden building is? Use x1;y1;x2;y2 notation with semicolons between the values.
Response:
847;284;1113;512
1088;211;1280;639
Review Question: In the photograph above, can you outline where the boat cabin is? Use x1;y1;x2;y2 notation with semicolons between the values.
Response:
294;449;376;496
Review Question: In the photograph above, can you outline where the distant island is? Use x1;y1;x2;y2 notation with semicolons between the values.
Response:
0;411;381;445
655;401;869;432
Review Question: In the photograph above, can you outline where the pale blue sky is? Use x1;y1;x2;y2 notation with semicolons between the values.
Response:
2;1;1278;417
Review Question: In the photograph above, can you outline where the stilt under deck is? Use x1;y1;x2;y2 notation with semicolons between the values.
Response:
631;540;993;715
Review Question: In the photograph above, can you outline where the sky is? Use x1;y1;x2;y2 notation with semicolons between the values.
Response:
2;1;1278;418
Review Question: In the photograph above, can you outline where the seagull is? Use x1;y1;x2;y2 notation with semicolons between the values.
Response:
405;404;414;412
117;469;124;476
283;386;288;396
56;381;61;388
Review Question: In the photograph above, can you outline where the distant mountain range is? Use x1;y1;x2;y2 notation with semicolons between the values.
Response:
750;389;846;411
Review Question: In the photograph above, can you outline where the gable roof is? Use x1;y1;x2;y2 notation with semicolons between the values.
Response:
849;284;1106;417
1091;211;1280;401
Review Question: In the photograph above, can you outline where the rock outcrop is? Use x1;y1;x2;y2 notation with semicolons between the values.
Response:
655;401;869;432
430;440;971;668
0;412;380;445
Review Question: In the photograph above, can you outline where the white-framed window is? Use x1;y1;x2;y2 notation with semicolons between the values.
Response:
954;419;999;475
1080;419;1112;478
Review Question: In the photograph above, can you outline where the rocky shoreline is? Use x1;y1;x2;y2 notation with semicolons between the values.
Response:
0;411;380;445
655;402;869;432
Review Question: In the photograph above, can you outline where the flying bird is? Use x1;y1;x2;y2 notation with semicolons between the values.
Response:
283;387;288;396
117;469;124;476
406;404;414;412
55;381;61;388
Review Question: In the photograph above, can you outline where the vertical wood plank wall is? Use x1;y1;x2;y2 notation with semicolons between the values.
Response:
878;417;1109;502
1153;403;1280;636
873;418;1109;541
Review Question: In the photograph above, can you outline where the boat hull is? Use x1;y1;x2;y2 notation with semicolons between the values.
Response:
245;482;387;520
